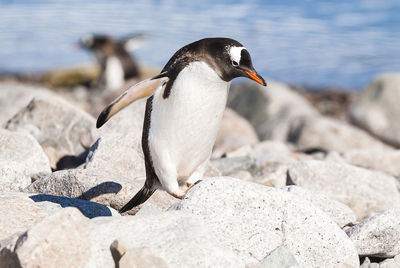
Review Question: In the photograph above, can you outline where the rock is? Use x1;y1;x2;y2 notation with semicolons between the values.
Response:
350;73;400;148
211;156;257;176
0;129;51;191
0;82;55;125
29;194;119;218
288;115;390;153
214;108;259;156
26;169;177;213
287;159;400;220
0;192;47;240
261;246;299;268
253;162;289;188
283;186;356;227
342;149;400;176
380;258;400;268
0;207;91;267
250;140;293;160
229;170;254;182
97;98;146;136
4;94;96;169
347;209;400;258
119;247;169;268
87;211;244;268
84;132;145;179
227;81;317;141
173;177;359;267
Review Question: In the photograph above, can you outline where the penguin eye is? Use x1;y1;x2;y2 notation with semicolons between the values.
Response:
231;60;239;67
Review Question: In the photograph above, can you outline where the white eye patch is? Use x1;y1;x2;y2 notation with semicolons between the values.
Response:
228;46;245;65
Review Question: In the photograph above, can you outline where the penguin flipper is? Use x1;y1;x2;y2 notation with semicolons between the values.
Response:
119;186;156;213
96;75;169;128
122;33;150;51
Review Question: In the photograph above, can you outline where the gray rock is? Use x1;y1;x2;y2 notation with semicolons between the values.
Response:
0;192;47;240
0;82;56;125
4;94;96;169
347;209;400;258
253;162;290;188
87;211;244;268
214;108;259;156
84;132;145;179
342;149;400;176
380;258;400;268
0;207;91;268
283;186;356;227
26;169;177;213
350;73;400;147
227;81;317;141
173;177;359;267
0;129;51;191
287;159;400;220
288;115;390;153
261;246;299;268
211;156;258;176
96;98;146;136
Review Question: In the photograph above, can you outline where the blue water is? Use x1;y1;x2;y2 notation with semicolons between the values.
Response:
0;0;399;89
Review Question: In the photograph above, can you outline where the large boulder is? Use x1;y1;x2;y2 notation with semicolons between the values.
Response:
288;115;391;153
0;129;51;191
26;169;177;213
283;186;356;228
0;82;55;125
347;209;400;258
173;177;359;267
87;212;244;268
287;159;400;220
0;208;91;267
342;149;400;177
350;73;400;147
214;108;259;156
84;132;145;179
227;81;317;141
0;192;47;240
4;94;96;169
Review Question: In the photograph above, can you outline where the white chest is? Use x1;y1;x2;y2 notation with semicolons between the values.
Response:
149;61;230;176
104;56;124;91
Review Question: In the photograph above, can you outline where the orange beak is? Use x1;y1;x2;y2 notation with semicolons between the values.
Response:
245;71;266;86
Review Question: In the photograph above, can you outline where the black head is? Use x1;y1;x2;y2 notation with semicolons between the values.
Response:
78;34;112;52
196;38;266;86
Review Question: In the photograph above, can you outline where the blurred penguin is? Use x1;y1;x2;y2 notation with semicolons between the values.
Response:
79;33;148;92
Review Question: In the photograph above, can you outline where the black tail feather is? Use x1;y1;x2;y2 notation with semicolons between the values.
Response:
119;186;156;213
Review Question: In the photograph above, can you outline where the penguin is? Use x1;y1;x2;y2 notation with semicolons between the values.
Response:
96;37;266;213
79;33;147;91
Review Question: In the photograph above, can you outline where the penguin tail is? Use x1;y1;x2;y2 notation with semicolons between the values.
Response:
119;186;156;213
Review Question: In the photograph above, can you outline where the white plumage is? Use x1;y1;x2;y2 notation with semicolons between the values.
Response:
149;61;230;196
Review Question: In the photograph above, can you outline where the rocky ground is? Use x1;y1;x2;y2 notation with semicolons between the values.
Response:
1;71;400;267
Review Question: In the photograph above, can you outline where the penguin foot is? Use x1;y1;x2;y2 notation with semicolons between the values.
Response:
171;189;186;199
186;179;202;188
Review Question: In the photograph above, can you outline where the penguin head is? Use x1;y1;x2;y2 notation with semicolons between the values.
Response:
202;38;266;86
78;34;117;60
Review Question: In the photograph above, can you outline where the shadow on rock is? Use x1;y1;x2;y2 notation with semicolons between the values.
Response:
29;194;112;218
78;181;123;200
56;150;89;170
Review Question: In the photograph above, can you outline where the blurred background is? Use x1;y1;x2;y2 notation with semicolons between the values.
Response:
1;0;399;90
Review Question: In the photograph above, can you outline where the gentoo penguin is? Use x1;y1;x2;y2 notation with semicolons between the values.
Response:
79;33;147;91
96;37;266;213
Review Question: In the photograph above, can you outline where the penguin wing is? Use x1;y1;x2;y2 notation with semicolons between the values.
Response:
96;75;169;128
122;33;150;51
